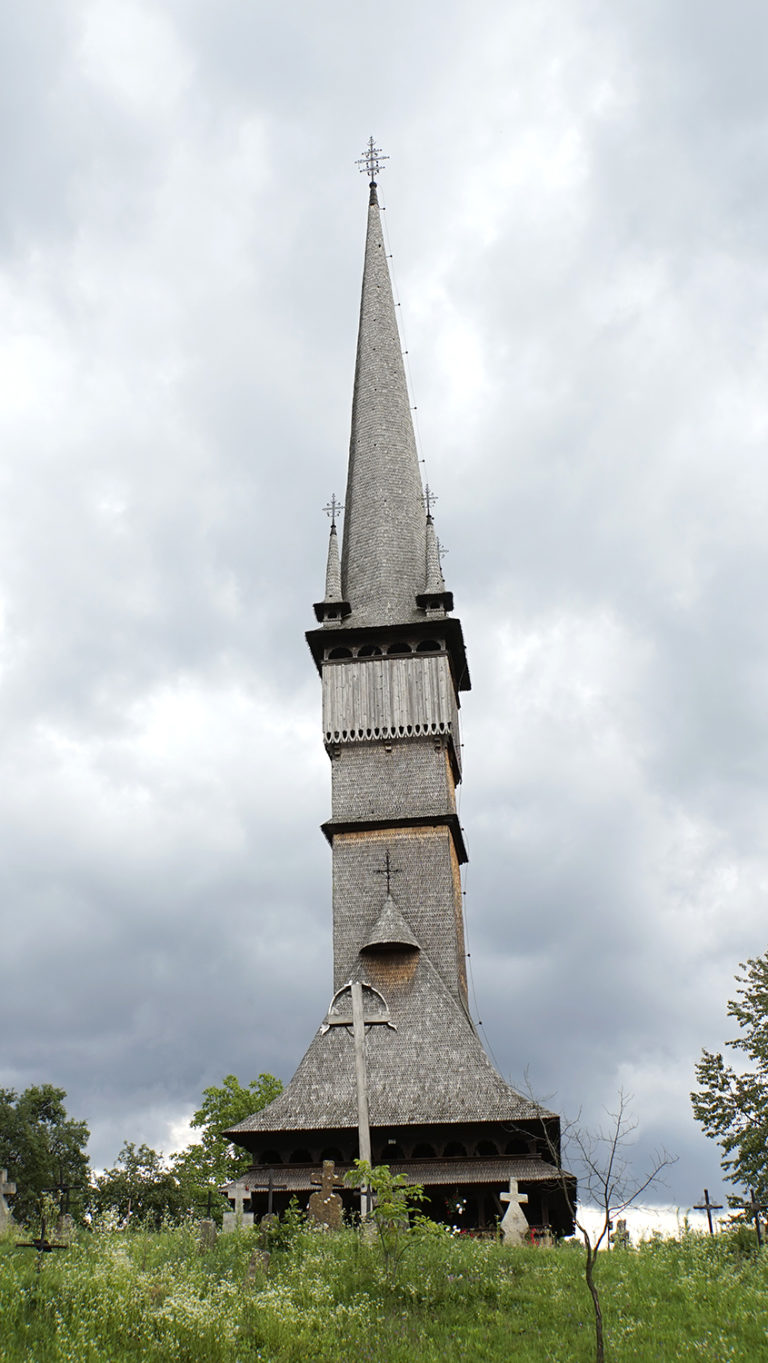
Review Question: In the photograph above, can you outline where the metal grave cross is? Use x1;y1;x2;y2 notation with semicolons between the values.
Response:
746;1188;768;1248
321;980;395;1217
0;1169;16;1228
245;1169;288;1217
16;1213;68;1270
693;1188;723;1235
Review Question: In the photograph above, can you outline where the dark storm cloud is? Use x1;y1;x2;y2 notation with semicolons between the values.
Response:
1;0;765;1212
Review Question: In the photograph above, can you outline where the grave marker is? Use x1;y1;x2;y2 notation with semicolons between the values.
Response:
499;1178;529;1245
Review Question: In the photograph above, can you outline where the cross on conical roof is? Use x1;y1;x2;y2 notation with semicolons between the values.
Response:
340;145;429;628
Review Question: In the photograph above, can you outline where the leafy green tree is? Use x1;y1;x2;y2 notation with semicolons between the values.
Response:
93;1142;189;1227
692;952;768;1200
172;1073;282;1209
0;1085;90;1225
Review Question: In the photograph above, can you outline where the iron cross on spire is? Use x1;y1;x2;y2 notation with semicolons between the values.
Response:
356;136;389;184
422;484;438;517
323;494;344;529
374;849;401;896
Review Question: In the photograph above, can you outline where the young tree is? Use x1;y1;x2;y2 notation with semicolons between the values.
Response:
0;1085;90;1225
93;1142;189;1227
533;1090;675;1363
691;952;768;1201
344;1160;429;1282
172;1073;283;1205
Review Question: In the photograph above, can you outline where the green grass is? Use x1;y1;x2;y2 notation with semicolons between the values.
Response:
1;1222;767;1362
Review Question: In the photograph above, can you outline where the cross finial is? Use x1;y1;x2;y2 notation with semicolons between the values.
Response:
422;484;438;518
373;849;401;896
356;137;389;185
323;494;344;529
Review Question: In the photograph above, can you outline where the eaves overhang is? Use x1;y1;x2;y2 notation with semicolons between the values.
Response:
306;616;471;693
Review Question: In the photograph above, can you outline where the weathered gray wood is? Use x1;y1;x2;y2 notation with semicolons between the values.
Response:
351;981;372;1219
322;655;460;768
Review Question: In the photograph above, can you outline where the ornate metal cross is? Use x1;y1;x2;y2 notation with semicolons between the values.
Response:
356;137;389;183
374;849;401;896
422;484;438;517
323;493;344;529
693;1188;723;1235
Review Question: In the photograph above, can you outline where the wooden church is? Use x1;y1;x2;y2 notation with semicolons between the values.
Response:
225;144;575;1235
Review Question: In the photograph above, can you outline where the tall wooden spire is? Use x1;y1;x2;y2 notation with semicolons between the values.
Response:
340;180;427;627
225;154;574;1236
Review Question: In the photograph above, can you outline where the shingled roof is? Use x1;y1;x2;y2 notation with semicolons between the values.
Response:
225;939;551;1138
339;182;430;630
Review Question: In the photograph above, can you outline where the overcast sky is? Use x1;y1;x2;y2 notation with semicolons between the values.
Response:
2;0;767;1211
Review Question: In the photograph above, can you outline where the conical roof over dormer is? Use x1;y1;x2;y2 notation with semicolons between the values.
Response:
362;893;420;953
340;183;426;628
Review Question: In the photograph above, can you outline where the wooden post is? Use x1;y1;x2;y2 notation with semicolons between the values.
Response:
351;981;372;1217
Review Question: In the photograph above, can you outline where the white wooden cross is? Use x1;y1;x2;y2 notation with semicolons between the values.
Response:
500;1178;529;1245
0;1169;16;1228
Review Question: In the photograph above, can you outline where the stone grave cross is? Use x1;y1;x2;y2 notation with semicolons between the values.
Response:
0;1170;16;1230
746;1188;768;1248
222;1182;254;1233
308;1160;345;1230
500;1178;529;1245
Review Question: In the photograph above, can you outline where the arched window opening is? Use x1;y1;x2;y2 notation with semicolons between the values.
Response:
328;646;353;659
416;639;441;652
476;1140;498;1157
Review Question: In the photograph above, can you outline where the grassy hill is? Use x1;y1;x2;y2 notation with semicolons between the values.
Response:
1;1219;767;1361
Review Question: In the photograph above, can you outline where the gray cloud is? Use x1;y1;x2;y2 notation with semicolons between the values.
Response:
1;1;765;1210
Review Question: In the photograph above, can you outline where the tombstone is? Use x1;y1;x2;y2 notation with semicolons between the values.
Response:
55;1213;75;1244
198;1219;217;1251
611;1218;630;1248
308;1160;344;1230
222;1183;255;1234
499;1178;529;1245
245;1248;270;1282
0;1171;16;1232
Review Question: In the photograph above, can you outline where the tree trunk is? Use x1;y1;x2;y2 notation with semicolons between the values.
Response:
583;1237;604;1363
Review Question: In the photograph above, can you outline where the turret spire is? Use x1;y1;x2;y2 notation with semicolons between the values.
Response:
340;144;427;627
314;495;350;623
